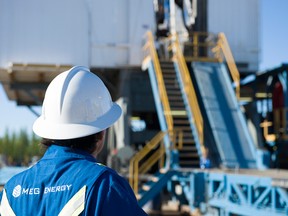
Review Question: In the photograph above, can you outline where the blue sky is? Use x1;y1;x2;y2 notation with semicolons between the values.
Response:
0;0;287;137
260;0;288;70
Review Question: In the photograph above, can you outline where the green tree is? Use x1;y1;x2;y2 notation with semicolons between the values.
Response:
0;129;43;166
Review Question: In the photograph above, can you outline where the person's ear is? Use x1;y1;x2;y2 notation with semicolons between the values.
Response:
92;130;106;158
99;130;106;141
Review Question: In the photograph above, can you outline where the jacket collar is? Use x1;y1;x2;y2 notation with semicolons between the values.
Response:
42;145;97;163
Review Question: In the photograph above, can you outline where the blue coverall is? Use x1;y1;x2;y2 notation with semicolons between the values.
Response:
0;145;148;215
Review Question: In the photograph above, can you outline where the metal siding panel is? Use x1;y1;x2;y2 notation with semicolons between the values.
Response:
208;0;260;71
128;0;156;66
0;0;90;67
90;0;129;67
90;0;156;68
0;0;155;69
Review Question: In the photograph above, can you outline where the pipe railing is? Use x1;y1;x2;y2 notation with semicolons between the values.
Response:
212;33;240;99
183;32;219;62
144;31;174;134
172;34;205;156
129;129;183;195
181;32;241;100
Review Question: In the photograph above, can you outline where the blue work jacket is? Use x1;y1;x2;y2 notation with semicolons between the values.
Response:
0;145;147;216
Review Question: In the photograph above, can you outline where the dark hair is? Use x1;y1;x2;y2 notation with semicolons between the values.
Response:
41;132;103;154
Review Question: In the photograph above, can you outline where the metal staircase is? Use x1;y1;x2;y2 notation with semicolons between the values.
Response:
128;31;288;215
160;60;200;168
129;31;204;207
131;30;243;207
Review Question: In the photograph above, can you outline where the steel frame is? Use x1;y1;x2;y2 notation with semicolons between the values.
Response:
208;172;288;215
168;170;288;215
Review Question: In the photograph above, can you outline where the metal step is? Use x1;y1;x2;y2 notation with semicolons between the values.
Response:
181;144;197;151
159;60;200;169
166;90;182;96
173;121;190;126
179;160;200;167
179;152;199;158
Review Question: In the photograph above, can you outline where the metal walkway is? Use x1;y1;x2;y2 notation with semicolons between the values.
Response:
192;62;259;169
171;168;288;216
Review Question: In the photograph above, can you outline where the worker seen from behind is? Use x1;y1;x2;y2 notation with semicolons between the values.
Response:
0;66;148;215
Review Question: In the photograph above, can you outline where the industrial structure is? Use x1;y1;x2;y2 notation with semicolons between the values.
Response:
0;0;287;215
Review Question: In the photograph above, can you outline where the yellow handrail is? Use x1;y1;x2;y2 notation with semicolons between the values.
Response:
129;131;166;195
182;32;240;100
172;35;205;154
183;32;219;62
144;31;173;133
213;33;240;99
129;130;183;195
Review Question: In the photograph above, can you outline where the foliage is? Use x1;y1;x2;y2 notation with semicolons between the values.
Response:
0;129;43;166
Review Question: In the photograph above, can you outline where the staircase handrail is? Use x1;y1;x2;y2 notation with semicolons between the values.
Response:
172;35;205;153
144;31;174;133
181;32;240;99
182;32;219;62
129;129;183;195
212;32;240;99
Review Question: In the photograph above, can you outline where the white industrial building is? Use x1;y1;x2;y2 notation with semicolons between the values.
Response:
0;0;260;72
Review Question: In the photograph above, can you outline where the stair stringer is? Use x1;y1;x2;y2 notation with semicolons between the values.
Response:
145;59;171;165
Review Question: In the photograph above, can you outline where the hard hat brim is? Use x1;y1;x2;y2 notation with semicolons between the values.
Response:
33;103;122;140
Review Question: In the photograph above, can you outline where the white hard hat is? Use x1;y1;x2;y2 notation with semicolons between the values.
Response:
33;66;122;140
